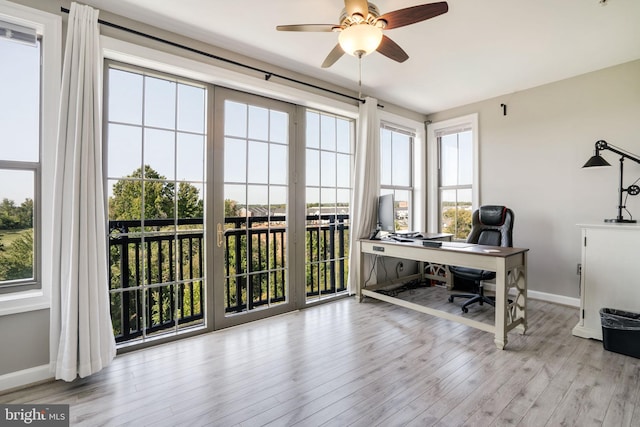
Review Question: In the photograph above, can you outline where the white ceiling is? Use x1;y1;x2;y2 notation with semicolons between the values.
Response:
83;0;640;114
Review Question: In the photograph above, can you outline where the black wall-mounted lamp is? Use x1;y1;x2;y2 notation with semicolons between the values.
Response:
583;140;640;223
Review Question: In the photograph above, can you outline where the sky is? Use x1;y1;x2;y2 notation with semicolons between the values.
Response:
440;131;473;204
107;68;206;182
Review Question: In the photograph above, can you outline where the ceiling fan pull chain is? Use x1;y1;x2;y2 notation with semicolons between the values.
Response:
358;52;362;98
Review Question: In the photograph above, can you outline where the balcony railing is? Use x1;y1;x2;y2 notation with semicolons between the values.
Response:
305;214;350;299
108;218;204;343
108;214;349;343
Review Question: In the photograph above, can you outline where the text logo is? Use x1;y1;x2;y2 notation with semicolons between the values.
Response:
1;405;69;426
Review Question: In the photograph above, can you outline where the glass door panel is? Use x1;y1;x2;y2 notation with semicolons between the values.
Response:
214;89;296;328
105;64;207;344
305;110;353;302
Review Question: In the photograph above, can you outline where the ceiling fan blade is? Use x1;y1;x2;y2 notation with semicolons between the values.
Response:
276;24;337;32
344;0;369;17
376;35;409;63
321;44;345;68
377;1;448;30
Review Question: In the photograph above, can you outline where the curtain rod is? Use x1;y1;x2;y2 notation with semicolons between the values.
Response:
60;7;364;104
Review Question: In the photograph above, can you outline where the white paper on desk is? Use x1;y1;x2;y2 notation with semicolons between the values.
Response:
440;242;472;249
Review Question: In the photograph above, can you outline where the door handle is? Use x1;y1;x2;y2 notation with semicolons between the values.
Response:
217;223;224;248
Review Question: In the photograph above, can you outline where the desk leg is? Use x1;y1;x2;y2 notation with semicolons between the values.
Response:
494;257;508;350
357;241;364;302
515;252;528;335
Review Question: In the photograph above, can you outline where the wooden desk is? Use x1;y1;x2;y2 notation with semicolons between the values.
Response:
357;239;529;349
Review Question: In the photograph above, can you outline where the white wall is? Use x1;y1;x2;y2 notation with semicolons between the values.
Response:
427;59;640;299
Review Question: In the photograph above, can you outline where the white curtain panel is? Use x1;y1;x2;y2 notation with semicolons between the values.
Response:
347;97;380;293
50;2;116;382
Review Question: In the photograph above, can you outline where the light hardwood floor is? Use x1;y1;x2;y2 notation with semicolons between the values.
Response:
2;291;640;426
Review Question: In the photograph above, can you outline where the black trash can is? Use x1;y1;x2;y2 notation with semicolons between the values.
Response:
600;308;640;359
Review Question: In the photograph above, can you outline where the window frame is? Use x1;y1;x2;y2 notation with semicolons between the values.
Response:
0;1;61;315
427;113;479;235
303;108;355;304
0;163;39;292
380;121;416;232
104;60;210;343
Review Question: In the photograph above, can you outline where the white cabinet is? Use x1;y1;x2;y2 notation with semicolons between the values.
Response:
573;224;640;340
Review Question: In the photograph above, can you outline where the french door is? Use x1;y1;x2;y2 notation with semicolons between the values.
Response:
212;88;298;328
105;63;208;344
106;64;352;344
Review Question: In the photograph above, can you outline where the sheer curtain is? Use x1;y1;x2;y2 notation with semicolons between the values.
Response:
50;2;116;382
347;97;380;293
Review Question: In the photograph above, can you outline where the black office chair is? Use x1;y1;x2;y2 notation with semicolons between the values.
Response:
448;205;514;313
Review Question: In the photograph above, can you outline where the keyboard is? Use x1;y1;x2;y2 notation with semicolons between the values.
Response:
395;231;421;239
390;236;413;242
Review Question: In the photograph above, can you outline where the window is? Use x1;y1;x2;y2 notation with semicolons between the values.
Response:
222;96;291;314
305;110;354;302
428;114;478;239
0;35;39;290
0;3;60;314
105;63;207;343
100;30;361;338
380;123;415;232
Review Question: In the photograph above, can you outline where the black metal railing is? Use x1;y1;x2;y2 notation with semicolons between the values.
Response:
108;214;349;342
108;218;205;343
305;214;350;299
222;215;288;313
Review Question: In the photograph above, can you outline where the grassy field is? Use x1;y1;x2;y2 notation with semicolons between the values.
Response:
0;228;31;246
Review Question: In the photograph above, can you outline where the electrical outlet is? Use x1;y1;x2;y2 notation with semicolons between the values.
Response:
398;261;404;272
576;263;581;275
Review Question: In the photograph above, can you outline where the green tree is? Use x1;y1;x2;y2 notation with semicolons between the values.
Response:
109;166;203;221
0;230;33;281
17;199;33;228
178;182;203;218
0;197;34;282
443;208;473;239
109;165;175;221
0;198;20;229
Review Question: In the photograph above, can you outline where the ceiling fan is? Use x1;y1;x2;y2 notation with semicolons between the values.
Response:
276;0;448;68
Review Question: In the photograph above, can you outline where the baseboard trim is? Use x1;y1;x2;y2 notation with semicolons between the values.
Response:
0;364;53;394
484;284;579;308
527;289;579;307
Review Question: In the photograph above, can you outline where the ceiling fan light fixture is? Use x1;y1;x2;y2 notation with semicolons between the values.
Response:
338;23;383;57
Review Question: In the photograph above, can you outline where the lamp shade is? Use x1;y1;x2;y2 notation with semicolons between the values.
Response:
338;23;383;57
583;154;611;168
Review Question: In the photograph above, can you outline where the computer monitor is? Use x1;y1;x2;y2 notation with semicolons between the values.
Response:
378;193;395;234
